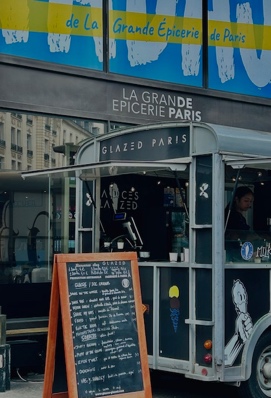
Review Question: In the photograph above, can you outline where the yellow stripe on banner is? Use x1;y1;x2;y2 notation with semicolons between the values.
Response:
208;20;271;51
0;0;271;49
0;0;102;37
109;10;202;44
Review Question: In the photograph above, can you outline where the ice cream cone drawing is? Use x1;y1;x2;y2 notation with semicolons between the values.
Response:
169;285;180;333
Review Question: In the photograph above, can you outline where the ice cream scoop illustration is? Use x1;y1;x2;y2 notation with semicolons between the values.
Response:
224;279;253;366
169;285;180;333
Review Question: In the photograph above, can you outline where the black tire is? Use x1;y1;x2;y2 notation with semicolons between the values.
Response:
239;332;271;398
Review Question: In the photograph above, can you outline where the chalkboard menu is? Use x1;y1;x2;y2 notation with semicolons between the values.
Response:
67;260;143;397
43;252;152;398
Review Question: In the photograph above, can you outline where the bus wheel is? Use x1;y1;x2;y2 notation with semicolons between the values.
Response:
240;333;271;398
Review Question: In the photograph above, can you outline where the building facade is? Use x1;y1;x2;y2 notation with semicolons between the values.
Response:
0;111;104;171
0;0;271;377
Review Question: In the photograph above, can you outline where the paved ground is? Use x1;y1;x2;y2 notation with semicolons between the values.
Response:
0;371;239;398
0;373;43;398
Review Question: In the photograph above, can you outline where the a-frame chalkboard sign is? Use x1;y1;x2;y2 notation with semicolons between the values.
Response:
43;252;152;398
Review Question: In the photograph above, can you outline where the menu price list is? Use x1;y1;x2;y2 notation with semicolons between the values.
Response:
66;260;143;398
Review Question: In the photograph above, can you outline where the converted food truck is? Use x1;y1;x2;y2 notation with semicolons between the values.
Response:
22;121;271;398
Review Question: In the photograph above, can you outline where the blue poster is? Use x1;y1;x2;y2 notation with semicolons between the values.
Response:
1;0;270;99
0;0;103;70
208;0;271;98
109;0;203;87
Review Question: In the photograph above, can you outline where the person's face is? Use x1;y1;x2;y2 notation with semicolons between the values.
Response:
235;193;254;212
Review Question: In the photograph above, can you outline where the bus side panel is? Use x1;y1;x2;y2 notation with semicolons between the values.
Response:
224;269;270;367
159;267;189;360
139;266;154;356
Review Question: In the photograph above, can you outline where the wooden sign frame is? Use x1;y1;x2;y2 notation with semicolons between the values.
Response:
43;252;152;398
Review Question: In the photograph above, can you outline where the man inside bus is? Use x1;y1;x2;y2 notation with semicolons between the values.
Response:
225;186;253;233
225;186;261;261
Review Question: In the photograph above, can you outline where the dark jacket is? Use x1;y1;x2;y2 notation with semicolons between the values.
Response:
226;208;250;231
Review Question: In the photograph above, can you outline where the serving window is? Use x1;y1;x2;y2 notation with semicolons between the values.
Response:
99;169;189;262
224;163;271;263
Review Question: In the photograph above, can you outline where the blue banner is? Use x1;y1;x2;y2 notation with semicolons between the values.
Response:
208;0;271;98
109;0;203;87
0;0;103;70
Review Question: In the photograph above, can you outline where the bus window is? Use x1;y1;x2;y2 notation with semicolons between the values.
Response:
100;172;189;261
225;167;271;263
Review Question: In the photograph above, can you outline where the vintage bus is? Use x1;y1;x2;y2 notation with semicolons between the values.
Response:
20;121;271;398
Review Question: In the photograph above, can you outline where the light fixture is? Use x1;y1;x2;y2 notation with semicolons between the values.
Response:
204;353;212;364
201;368;208;376
204;340;212;350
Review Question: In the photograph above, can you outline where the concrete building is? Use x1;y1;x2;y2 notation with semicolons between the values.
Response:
0;111;104;171
0;3;271;394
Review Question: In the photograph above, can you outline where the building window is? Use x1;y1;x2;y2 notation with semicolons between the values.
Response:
27;134;32;151
26;115;33;125
0;122;4;141
0;123;5;147
12;160;16;170
45;117;51;130
11;113;22;120
84;120;91;131
11;127;15;144
92;127;100;135
45;139;49;154
17;129;21;146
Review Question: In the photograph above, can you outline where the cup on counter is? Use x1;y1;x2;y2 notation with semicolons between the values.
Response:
117;241;124;249
139;251;150;261
169;252;178;262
